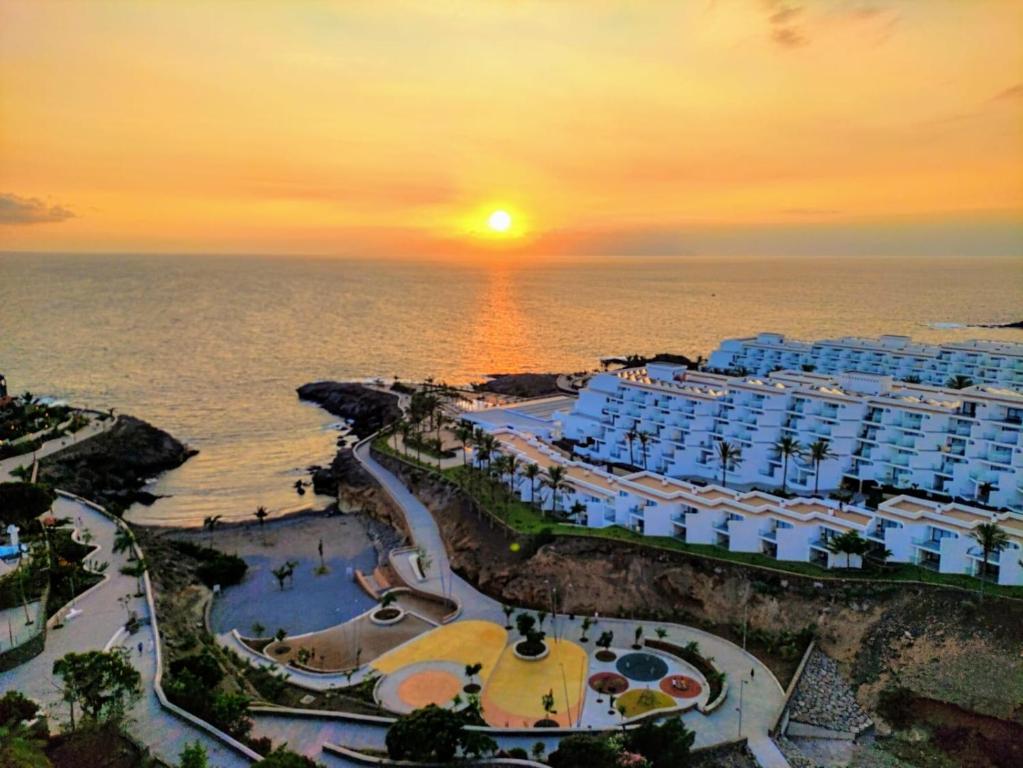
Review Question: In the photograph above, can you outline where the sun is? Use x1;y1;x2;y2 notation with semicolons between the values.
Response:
487;209;512;233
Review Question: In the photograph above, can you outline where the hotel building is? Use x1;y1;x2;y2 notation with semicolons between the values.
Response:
706;333;1023;390
560;366;1023;511
488;427;1023;586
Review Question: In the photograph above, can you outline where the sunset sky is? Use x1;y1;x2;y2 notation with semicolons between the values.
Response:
1;0;1021;258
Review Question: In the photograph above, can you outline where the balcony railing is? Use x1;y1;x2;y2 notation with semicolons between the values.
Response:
913;537;943;553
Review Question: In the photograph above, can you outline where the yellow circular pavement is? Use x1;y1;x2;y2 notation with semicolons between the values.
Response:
372;619;507;681
397;669;463;709
481;638;588;728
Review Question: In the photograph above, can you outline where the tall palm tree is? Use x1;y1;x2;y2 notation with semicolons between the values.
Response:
505;456;521;495
808;438;836;496
625;430;638;467
774;436;803;495
637;431;651;471
455;422;474;467
946;375;974;390
397;419;412;457
254;506;270;544
972;522;1009;597
202;515;222;549
544;465;568;516
569;501;587;522
715;441;742;488
523;463;541;507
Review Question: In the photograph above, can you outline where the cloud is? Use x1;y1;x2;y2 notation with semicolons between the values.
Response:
992;83;1023;101
764;1;808;49
0;193;76;225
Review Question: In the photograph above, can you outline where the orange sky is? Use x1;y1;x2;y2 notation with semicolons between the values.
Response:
1;0;1021;257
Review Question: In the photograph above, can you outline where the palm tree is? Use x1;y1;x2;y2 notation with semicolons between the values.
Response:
397;419;412;457
774;436;803;495
254;506;270;544
637;431;651;471
523;463;541;507
808;438;836;496
544;465;568;516
625;430;638;467
271;565;290;591
826;531;867;568
971;522;1009;597
202;515;222;549
946;374;974;390
120;558;148;596
455;422;474;467
505;456;521;496
715;441;743;488
569;501;587;522
113;528;135;561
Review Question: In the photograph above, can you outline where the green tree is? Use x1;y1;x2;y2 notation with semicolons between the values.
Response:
112;527;135;561
272;565;290;591
202;514;222;549
454;422;474;467
625;429;637;467
774;436;802;495
0;482;55;527
211;691;252;738
544;465;568;515
178;741;209;768
946;375;974;390
52;648;141;730
624;717;695;768
637;430;651;470
548;733;618;768
385;705;496;762
523;463;541;507
715;441;742;488
807;438;836;496
972;522;1010;598
826;530;868;568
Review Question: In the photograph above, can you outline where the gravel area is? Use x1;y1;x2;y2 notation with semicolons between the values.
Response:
789;649;873;734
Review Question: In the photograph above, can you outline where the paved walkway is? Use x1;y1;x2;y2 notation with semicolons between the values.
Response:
0;497;249;768
0;415;114;481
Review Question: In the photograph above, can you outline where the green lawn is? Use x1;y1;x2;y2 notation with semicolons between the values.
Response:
372;435;1023;600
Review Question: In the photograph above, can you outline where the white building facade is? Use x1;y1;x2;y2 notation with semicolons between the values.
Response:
706;333;1023;390
489;428;1023;585
560;366;1023;511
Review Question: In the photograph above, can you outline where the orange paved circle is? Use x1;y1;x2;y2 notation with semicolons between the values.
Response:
397;669;463;709
660;675;702;699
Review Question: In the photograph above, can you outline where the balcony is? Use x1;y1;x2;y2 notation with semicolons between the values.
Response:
913;537;943;553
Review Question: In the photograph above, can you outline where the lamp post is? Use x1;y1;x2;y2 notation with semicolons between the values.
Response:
736;678;748;739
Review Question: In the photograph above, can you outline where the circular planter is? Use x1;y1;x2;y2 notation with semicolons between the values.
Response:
513;639;550;661
370;607;406;626
595;649;617;663
534;718;559;728
271;645;291;656
463;683;481;694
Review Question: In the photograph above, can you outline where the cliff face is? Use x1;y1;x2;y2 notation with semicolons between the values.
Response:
296;382;400;438
37;415;195;514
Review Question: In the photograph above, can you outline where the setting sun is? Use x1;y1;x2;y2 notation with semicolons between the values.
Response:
487;210;512;233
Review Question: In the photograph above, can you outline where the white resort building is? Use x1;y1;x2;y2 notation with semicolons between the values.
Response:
560;366;1023;512
485;427;1023;586
706;333;1023;390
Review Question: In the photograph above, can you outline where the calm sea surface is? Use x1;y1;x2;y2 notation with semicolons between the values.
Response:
1;252;1020;526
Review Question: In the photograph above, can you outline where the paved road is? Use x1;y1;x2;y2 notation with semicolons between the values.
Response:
0;497;250;768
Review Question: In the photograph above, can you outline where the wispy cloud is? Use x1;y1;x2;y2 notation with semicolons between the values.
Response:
0;193;76;225
992;83;1023;101
764;1;808;48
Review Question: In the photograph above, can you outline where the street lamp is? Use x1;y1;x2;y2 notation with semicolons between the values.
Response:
736;678;748;739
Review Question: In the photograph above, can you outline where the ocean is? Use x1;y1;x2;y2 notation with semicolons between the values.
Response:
1;252;1020;526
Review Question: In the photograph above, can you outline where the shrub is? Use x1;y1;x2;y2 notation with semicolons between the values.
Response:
549;733;618;768
0;690;38;727
169;650;224;688
876;686;916;730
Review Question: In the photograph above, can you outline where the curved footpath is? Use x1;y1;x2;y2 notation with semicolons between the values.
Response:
241;439;789;766
0;496;250;768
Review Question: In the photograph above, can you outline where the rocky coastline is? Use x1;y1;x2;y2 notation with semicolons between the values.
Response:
296;381;400;437
37;415;195;514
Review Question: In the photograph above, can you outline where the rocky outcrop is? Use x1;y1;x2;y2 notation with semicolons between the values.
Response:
310;446;375;496
473;373;561;397
789;649;873;735
37;416;195;514
296;382;399;438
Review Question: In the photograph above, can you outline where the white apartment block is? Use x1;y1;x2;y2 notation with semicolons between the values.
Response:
488;428;1023;585
707;333;1023;390
560;366;1023;512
